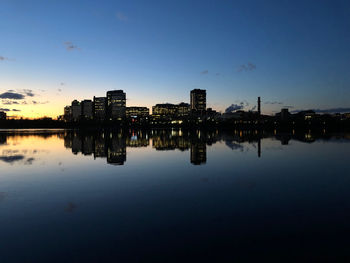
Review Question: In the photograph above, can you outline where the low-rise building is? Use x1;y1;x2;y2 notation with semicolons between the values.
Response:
64;106;72;121
126;107;149;118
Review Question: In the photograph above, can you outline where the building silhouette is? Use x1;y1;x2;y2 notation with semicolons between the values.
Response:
190;89;206;114
107;90;126;121
71;100;81;121
81;100;93;120
64;106;72;121
0;111;7;120
93;96;107;120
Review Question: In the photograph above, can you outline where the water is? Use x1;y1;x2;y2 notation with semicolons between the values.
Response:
0;129;350;262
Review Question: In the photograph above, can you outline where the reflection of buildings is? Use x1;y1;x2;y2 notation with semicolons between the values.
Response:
0;134;6;145
62;130;338;165
72;134;82;154
191;142;206;165
82;135;93;155
94;133;107;158
107;133;126;165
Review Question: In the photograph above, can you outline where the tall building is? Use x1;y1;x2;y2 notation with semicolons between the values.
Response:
81;100;93;119
190;89;206;114
0;111;7;120
64;106;72;121
71;100;81;121
93;97;107;120
258;97;261;115
107;90;126;120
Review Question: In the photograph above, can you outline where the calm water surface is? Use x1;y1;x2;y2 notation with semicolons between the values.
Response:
0;129;350;262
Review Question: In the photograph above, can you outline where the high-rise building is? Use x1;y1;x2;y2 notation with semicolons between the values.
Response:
93;97;107;120
71;100;81;121
81;100;93;119
190;89;206;114
258;97;261;115
107;90;126;120
0;111;7;120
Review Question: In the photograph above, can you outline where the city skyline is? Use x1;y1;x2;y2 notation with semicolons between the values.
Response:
1;0;350;119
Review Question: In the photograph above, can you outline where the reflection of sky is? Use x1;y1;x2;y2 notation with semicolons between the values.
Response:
1;133;350;261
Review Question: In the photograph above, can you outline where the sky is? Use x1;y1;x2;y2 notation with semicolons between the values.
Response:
0;0;349;118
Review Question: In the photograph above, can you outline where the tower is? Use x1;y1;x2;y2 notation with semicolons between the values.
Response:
190;89;206;114
106;90;126;121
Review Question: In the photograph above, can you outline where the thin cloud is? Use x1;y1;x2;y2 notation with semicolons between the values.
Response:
0;155;25;163
0;90;35;100
64;41;81;51
265;101;283;105
0;56;10;61
292;108;350;114
0;108;21;112
1;101;19;105
23;89;35;97
116;11;128;21
237;62;256;72
0;92;25;100
32;101;49;105
200;70;209;75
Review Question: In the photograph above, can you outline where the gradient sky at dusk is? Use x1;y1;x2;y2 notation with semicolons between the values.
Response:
0;0;349;118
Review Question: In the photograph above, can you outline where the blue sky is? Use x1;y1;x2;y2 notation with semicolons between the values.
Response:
0;0;349;117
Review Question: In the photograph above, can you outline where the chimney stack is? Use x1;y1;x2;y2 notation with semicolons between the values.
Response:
258;97;261;115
